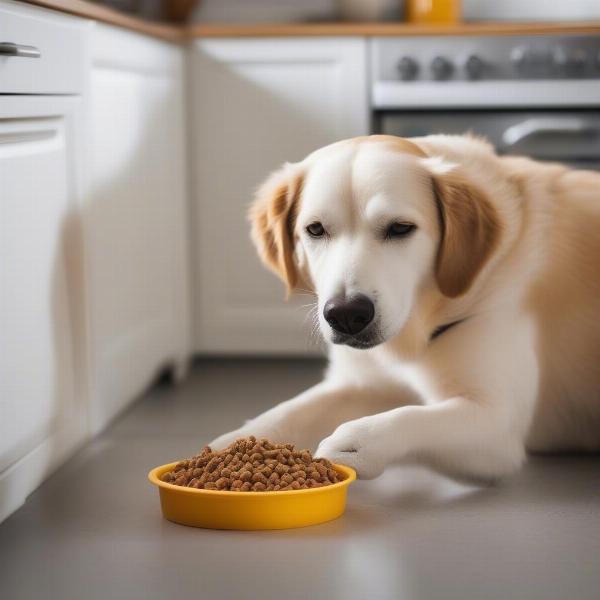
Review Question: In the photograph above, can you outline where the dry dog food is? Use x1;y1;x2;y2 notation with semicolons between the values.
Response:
161;436;341;492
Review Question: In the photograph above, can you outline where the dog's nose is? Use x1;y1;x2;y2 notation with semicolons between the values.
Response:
323;294;375;335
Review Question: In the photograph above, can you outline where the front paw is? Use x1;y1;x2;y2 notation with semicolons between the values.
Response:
316;417;388;480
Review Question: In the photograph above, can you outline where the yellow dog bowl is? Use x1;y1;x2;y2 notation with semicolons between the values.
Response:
148;462;356;530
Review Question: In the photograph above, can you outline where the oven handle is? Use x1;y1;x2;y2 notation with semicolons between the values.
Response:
502;117;598;147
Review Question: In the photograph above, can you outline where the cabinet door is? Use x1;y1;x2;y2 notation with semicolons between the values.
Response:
191;38;369;354
87;25;190;434
0;96;86;521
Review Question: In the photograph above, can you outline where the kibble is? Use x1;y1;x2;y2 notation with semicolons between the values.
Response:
160;437;341;492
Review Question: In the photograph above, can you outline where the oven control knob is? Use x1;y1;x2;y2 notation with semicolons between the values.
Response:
397;56;419;81
553;47;588;74
463;54;484;79
510;46;528;71
430;56;453;80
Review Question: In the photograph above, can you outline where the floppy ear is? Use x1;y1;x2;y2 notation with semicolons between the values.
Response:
431;168;501;298
249;164;306;294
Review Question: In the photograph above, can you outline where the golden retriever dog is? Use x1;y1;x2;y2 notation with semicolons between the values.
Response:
211;134;600;482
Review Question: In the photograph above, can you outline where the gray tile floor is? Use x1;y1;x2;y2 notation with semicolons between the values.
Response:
1;359;599;600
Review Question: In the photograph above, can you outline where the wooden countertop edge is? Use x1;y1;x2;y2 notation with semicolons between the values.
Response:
22;0;184;42
186;21;600;38
18;2;600;42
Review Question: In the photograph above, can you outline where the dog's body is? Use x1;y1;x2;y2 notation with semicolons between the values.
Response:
212;134;600;482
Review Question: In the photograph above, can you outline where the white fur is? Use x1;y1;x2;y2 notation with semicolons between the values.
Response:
211;135;600;482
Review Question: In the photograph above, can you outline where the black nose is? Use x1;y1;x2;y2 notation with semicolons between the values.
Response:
323;294;375;336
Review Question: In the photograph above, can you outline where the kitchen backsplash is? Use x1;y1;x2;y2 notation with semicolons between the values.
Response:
92;0;600;22
190;0;600;22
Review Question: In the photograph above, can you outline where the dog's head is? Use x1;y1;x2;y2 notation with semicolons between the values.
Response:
250;136;500;350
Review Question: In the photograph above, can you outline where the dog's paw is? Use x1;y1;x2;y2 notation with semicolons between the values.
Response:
315;416;388;480
208;429;246;451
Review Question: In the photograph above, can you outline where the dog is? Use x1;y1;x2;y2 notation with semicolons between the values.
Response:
211;134;600;482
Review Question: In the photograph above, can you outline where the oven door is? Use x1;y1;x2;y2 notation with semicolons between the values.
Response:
376;109;600;170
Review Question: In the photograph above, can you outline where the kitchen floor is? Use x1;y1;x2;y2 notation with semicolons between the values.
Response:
1;359;599;600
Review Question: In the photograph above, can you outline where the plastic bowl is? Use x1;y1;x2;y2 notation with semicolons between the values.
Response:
148;461;356;530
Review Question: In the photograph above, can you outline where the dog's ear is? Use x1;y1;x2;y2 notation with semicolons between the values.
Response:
249;164;306;294
430;167;501;298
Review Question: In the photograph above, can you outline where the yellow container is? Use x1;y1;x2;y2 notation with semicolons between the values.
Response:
406;0;461;24
148;462;356;530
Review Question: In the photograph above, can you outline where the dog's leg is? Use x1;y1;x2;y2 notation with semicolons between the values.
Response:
209;381;418;452
317;398;530;480
317;315;539;481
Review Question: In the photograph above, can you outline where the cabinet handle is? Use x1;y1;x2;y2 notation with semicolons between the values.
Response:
0;42;41;58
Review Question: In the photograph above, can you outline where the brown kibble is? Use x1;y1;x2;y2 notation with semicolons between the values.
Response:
205;457;221;473
251;472;267;485
215;477;229;489
315;463;328;477
161;437;344;493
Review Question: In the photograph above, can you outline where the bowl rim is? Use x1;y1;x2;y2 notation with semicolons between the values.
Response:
148;461;356;497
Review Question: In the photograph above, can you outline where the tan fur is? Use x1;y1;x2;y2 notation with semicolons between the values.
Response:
360;134;428;158
249;168;305;293
432;170;502;298
515;161;600;451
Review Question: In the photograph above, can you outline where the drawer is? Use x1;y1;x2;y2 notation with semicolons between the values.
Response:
0;0;88;94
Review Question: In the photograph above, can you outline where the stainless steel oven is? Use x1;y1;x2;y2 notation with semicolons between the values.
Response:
371;35;600;170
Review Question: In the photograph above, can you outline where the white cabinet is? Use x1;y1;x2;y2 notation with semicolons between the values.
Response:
86;25;191;434
0;96;87;522
191;38;369;354
0;0;86;94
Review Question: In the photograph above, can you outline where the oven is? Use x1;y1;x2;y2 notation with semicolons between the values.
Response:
371;35;600;170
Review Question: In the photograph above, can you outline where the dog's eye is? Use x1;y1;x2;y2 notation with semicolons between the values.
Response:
306;222;326;238
385;222;416;240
